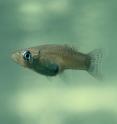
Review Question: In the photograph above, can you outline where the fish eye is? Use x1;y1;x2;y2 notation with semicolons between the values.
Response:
23;50;32;62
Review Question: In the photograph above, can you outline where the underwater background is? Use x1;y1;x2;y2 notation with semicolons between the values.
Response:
0;0;117;124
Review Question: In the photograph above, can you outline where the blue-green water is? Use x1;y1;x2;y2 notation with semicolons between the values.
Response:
0;0;117;124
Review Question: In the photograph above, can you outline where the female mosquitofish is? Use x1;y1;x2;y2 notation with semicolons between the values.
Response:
11;44;103;79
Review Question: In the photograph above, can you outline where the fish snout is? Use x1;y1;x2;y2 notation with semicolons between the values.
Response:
11;51;20;63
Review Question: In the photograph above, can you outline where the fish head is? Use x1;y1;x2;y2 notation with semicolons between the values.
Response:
11;47;39;68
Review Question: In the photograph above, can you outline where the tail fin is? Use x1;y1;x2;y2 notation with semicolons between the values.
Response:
88;49;103;80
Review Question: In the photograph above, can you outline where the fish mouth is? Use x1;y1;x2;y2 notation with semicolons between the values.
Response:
11;51;20;63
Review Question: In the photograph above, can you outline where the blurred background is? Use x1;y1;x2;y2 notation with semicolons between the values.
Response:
0;0;117;124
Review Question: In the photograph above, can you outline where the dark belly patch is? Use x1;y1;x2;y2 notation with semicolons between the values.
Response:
33;63;59;76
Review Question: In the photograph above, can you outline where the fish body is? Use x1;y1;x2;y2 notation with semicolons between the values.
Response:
11;44;102;79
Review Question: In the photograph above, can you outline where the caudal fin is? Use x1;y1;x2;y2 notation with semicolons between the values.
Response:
88;49;103;80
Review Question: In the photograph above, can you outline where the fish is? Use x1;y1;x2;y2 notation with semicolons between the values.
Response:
11;44;103;79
